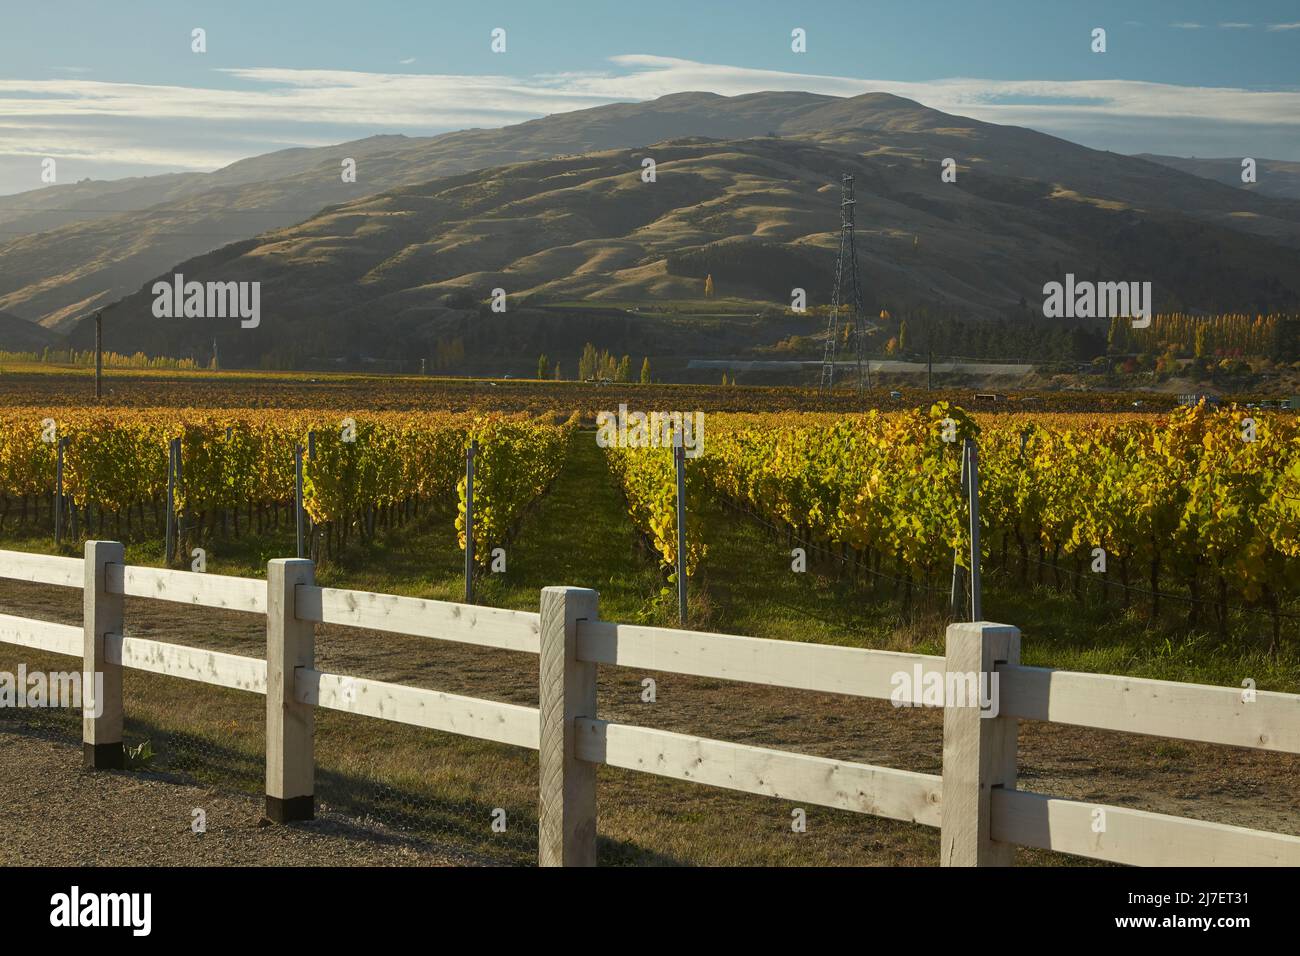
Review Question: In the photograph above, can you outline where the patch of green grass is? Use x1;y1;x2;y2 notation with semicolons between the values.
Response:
124;738;156;770
679;496;1299;691
978;573;1299;690
472;431;665;621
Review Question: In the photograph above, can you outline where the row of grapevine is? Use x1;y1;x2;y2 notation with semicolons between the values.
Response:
0;408;574;566
701;402;976;603
302;416;466;553
696;403;1300;646
987;404;1300;644
602;445;708;584
456;414;578;566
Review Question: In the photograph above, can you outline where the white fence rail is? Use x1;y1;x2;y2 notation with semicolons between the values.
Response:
108;564;267;614
999;665;1299;754
297;669;540;749
297;585;540;653
0;543;1297;867
0;551;82;589
575;717;944;826
0;613;82;656
106;634;268;694
576;619;937;699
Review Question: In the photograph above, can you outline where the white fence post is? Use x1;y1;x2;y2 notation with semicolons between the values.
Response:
941;621;1020;865
83;540;124;769
266;558;315;822
538;586;599;866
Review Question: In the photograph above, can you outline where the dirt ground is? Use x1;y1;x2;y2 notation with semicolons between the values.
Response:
0;732;484;866
2;578;1297;866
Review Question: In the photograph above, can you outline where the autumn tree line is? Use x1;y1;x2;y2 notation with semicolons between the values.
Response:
535;344;653;383
1109;313;1299;362
864;311;1299;366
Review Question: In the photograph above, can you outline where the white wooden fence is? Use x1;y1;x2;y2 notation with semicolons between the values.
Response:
1;543;1298;866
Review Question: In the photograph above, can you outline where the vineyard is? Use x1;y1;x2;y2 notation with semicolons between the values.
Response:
0;407;576;568
604;402;1300;651
3;399;1299;651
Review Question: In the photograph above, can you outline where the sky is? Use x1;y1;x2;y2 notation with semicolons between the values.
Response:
1;0;1298;194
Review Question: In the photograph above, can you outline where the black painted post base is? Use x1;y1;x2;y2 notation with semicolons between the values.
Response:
266;794;315;823
83;741;125;770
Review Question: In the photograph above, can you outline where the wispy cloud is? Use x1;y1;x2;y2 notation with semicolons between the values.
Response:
398;57;416;65
2;55;1299;188
1171;22;1203;30
1218;23;1252;30
1266;22;1300;31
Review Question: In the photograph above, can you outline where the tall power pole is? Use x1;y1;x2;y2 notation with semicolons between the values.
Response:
94;311;103;400
928;324;934;390
819;174;871;395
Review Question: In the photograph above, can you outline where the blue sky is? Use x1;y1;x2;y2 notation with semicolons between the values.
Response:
2;0;1298;193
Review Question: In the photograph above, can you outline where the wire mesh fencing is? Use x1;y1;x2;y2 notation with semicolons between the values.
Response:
120;669;265;793
313;710;538;866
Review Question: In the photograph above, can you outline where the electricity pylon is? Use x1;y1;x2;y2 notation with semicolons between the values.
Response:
819;173;871;395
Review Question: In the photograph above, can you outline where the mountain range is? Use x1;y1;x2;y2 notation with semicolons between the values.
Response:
1;90;1298;368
